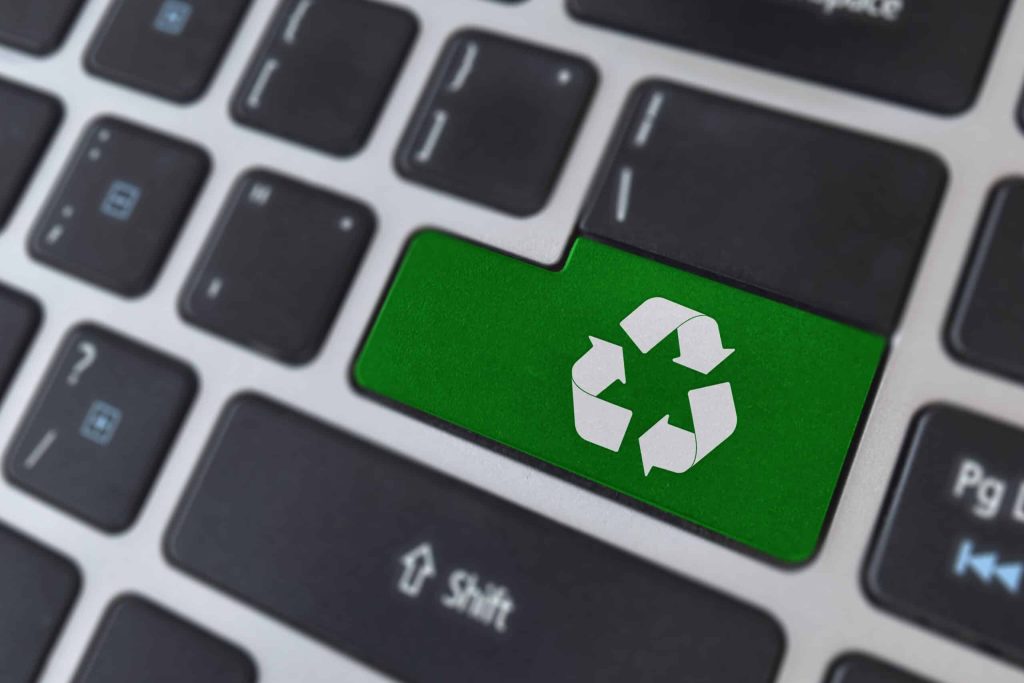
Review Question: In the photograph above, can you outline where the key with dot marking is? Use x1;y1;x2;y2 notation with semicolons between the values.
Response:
180;170;374;364
29;117;208;297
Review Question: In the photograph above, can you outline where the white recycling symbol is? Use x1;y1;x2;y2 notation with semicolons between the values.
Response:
571;297;738;476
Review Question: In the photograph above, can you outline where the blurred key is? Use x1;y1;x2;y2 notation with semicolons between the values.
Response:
30;118;208;296
0;283;40;405
397;30;596;216
949;180;1024;385
827;655;937;683
581;81;946;334
181;170;373;364
568;0;1009;113
0;78;61;229
0;523;79;683
72;597;255;683
233;0;417;155
86;0;251;101
0;0;85;54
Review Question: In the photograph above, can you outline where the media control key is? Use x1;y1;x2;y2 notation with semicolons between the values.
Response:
867;406;1024;664
168;395;783;682
4;325;196;531
86;0;251;101
30;118;208;296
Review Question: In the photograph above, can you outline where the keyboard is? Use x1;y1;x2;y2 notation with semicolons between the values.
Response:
0;1;1022;681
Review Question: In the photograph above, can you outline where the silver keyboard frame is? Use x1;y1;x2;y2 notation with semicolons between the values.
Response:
2;0;1024;681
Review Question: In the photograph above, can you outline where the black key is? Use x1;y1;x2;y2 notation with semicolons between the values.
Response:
167;395;784;683
0;523;79;683
29;118;208;297
397;30;596;216
181;171;373;364
949;180;1024;384
0;0;85;54
233;0;417;156
580;81;946;334
85;0;251;102
568;0;1009;114
0;284;40;404
828;655;936;683
867;406;1024;666
72;596;255;683
4;325;196;531
0;79;61;229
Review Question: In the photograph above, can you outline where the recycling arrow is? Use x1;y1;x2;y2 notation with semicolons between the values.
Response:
571;337;632;452
570;297;738;476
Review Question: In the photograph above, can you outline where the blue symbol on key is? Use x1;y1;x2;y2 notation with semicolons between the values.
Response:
100;180;142;221
954;538;1023;595
79;401;123;446
153;0;193;36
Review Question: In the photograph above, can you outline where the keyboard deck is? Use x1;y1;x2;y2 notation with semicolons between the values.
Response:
1;0;1024;681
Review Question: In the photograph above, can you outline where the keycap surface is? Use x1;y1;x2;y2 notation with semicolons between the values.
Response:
0;79;61;229
5;325;196;531
30;118;208;296
949;180;1024;385
233;0;417;156
0;523;79;683
568;0;1009;114
867;406;1024;665
0;284;40;404
356;232;884;563
580;81;946;334
181;170;373;364
168;395;783;682
86;0;250;102
397;30;596;216
828;655;935;683
0;0;85;54
72;596;255;683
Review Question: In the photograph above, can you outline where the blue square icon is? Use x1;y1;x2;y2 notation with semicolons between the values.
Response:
80;401;123;446
100;180;142;221
153;0;193;36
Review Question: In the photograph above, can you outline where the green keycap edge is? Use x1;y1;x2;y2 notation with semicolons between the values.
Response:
355;231;885;563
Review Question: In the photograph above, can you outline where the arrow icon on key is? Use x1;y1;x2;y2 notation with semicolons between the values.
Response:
954;539;1023;594
398;542;437;598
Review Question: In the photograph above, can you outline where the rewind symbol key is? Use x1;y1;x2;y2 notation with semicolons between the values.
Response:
954;539;1023;595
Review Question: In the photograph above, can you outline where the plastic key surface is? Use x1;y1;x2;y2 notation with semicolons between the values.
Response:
30;118;208;296
0;0;85;54
581;81;946;335
0;284;40;405
827;655;937;683
168;395;784;682
4;325;196;531
72;597;255;683
568;0;1009;114
0;523;79;683
0;78;61;229
86;0;250;102
867;407;1024;667
233;0;417;155
356;232;884;563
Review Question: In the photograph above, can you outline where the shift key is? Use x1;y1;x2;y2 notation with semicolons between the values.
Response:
167;395;783;682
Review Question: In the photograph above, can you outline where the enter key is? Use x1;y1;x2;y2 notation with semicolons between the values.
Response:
355;231;885;563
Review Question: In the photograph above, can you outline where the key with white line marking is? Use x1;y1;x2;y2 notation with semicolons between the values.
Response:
180;170;373;364
397;30;596;216
4;325;195;531
233;0;416;156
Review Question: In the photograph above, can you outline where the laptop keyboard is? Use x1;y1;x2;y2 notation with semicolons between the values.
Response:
0;1;1022;682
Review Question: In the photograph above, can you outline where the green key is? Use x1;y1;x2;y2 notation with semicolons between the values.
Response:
355;232;884;563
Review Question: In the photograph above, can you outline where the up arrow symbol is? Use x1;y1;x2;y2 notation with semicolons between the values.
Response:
398;542;437;598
